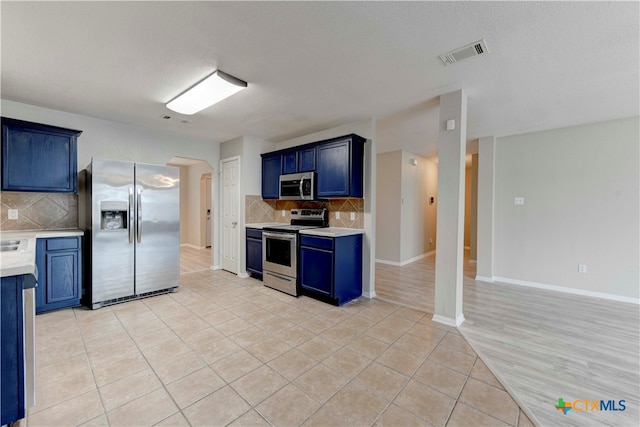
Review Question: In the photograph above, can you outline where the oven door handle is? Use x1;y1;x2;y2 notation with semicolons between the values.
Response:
263;231;297;241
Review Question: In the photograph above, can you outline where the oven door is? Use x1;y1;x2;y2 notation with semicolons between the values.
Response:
262;231;297;278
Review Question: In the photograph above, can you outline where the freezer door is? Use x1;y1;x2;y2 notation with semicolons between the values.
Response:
134;163;180;294
90;159;135;303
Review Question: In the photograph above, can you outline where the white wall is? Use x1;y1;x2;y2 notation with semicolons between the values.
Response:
1;100;219;169
376;151;402;262
463;166;472;247
244;136;276;196
2;99;221;263
185;162;213;247
401;152;438;262
493;117;639;300
177;166;189;244
219;136;275;275
376;150;438;264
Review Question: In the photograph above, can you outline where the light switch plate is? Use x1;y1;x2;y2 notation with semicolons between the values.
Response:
8;209;18;220
350;212;356;221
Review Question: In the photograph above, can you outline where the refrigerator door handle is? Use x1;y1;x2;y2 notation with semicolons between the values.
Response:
128;187;135;244
137;187;142;243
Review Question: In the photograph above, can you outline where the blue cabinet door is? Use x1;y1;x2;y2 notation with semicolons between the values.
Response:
298;147;316;172
47;251;79;303
282;152;297;174
1;118;81;193
246;230;263;277
261;154;282;199
316;140;351;197
300;245;333;296
1;275;25;425
35;237;82;314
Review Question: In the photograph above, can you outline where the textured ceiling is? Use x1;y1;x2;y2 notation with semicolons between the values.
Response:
1;1;638;157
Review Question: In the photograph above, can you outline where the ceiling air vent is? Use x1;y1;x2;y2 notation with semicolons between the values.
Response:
439;39;489;66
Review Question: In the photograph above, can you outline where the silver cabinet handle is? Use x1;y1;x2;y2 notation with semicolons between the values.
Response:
128;187;134;244
137;187;142;243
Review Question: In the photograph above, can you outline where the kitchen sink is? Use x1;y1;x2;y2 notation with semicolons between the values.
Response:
0;239;27;252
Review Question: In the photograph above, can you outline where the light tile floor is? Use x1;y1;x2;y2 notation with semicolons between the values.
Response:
27;269;534;426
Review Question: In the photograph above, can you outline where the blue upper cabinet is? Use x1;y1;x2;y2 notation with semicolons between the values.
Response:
261;134;365;200
261;153;282;199
298;147;316;172
282;147;315;174
282;152;297;174
316;135;365;198
1;117;82;193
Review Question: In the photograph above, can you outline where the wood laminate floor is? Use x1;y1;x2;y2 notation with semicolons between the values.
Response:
375;254;640;426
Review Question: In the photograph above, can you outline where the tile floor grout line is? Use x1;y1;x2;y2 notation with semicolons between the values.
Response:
29;249;533;426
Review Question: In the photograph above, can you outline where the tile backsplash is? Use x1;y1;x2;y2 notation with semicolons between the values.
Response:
0;192;78;231
245;195;364;229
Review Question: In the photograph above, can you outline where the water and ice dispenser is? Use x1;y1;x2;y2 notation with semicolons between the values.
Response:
100;201;128;230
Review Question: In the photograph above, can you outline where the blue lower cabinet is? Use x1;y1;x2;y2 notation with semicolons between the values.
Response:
300;234;362;305
1;275;26;425
246;229;263;279
35;236;82;313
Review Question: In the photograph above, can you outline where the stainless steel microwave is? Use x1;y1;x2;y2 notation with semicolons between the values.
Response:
279;172;315;200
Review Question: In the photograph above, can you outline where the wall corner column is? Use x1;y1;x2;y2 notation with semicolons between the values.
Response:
433;89;467;327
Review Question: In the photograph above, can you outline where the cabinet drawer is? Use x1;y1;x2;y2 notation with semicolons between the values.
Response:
246;229;263;240
45;237;79;251
300;235;334;250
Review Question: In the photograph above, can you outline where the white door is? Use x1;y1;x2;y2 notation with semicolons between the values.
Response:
205;176;212;248
221;157;240;273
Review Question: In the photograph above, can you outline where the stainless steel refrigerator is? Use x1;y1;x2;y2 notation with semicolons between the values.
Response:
80;158;180;309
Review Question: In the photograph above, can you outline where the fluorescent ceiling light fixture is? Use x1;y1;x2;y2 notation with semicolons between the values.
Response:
166;70;247;115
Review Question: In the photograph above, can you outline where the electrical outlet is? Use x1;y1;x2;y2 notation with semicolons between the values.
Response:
281;210;285;217
514;197;525;205
335;211;340;220
350;212;356;221
8;209;18;220
429;237;433;245
578;264;587;273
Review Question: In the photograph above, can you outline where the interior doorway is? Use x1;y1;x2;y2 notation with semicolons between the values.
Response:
167;156;214;273
201;173;212;248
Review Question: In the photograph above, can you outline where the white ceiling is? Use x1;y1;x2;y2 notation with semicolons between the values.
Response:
1;1;638;158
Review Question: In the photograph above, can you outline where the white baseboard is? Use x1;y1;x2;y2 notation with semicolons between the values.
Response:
475;275;495;283
210;265;221;271
237;272;249;279
180;243;205;250
432;313;465;327
375;259;401;266
493;276;640;305
362;291;377;299
376;250;435;267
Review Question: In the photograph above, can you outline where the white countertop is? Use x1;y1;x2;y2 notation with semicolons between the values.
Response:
0;229;84;278
300;227;364;237
245;222;284;230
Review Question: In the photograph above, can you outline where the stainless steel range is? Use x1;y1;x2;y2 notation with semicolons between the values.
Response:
262;208;328;296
